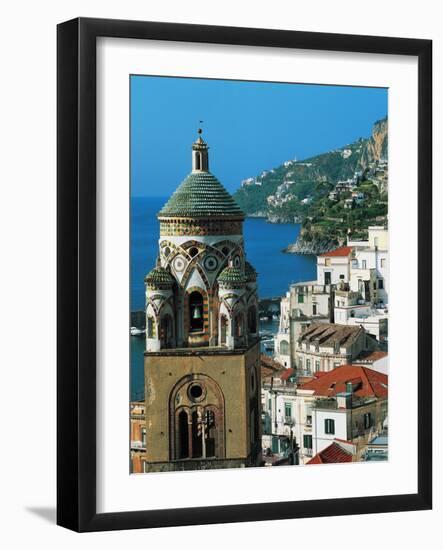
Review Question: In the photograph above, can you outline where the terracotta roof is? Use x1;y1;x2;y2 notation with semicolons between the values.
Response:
307;442;353;464
260;354;284;378
319;246;353;257
298;322;363;347
279;368;295;381
297;364;388;399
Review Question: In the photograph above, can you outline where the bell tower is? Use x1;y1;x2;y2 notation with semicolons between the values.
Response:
143;131;261;472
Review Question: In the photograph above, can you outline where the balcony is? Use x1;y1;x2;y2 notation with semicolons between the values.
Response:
312;396;377;410
312;398;338;410
284;417;294;426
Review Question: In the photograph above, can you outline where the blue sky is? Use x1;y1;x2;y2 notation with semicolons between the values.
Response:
131;76;387;197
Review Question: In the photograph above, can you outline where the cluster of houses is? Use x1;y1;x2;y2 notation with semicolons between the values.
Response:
264;225;389;465
130;225;389;471
328;158;388;210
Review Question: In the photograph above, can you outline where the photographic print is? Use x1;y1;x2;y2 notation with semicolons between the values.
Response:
129;75;389;473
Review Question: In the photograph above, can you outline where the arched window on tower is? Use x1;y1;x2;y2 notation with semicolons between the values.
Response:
191;410;203;458
194;152;201;170
280;340;289;356
160;314;173;348
146;316;155;338
189;291;204;333
178;410;189;459
220;315;228;345
248;306;257;334
235;312;244;338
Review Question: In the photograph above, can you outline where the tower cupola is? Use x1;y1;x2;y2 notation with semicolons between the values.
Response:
192;128;209;172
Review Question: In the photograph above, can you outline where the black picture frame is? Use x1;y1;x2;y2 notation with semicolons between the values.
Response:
57;17;432;532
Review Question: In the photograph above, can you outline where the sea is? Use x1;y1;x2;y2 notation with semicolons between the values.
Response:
130;196;316;400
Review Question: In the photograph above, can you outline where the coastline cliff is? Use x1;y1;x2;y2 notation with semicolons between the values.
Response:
235;117;388;255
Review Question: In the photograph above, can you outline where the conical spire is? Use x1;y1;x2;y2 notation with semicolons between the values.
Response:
158;132;244;219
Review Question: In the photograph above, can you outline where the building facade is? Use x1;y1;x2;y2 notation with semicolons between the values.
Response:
294;322;379;376
143;132;262;472
294;365;388;464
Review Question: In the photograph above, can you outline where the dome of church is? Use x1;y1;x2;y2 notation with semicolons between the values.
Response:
144;266;174;287
217;266;247;287
158;171;244;219
244;260;257;281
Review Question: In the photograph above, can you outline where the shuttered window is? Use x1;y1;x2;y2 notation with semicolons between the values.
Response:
325;418;335;435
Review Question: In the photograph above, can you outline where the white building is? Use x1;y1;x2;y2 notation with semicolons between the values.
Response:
334;288;388;343
274;292;292;367
294;365;388;463
348;226;389;306
294;322;379;376
317;246;353;286
261;368;298;459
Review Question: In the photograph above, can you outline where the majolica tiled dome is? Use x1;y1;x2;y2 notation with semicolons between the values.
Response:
144;266;174;287
244;260;257;281
217;266;247;287
158;172;244;219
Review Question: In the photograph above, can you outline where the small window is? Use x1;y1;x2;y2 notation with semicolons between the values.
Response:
325;258;331;267
364;412;372;429
378;279;384;289
147;316;155;338
315;360;320;371
380;258;386;268
298;294;304;304
303;434;312;450
280;340;289;355
312;304;317;315
284;402;292;419
339;274;345;280
325;418;335;435
306;358;311;372
235;313;244;337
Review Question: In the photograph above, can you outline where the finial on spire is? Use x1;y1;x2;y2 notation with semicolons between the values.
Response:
198;121;203;135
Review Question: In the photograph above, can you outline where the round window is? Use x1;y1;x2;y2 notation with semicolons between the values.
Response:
233;255;241;268
204;255;218;272
173;256;186;272
188;383;205;402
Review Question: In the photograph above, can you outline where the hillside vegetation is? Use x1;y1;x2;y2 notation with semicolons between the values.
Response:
233;117;388;253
